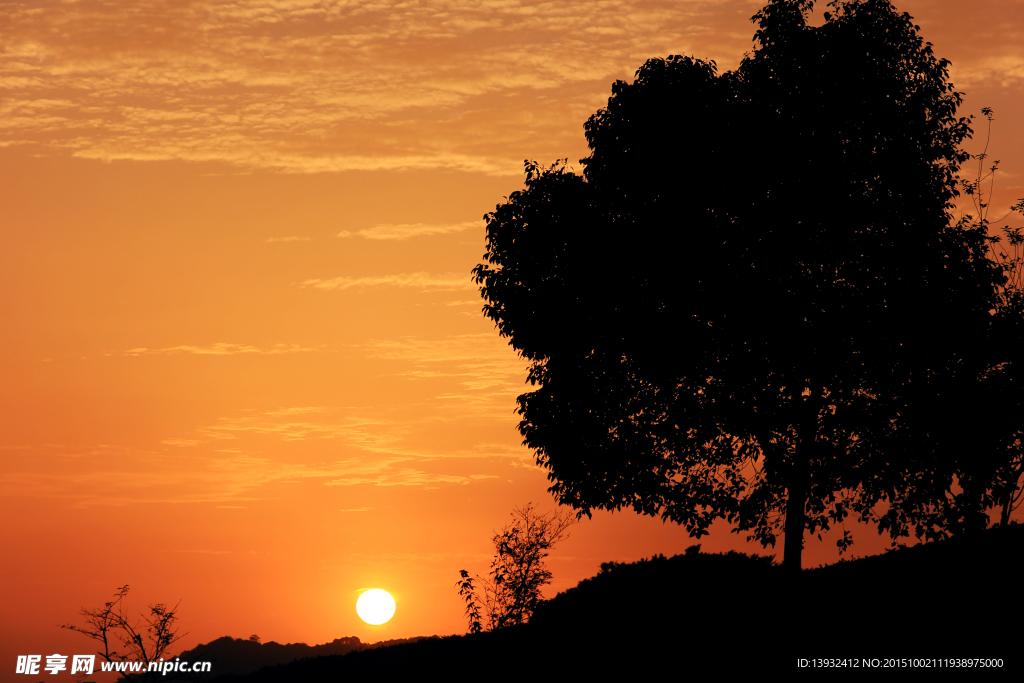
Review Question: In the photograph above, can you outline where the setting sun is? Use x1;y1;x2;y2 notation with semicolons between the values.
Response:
356;589;396;626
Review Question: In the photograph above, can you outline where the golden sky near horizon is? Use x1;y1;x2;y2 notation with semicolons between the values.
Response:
2;0;1023;674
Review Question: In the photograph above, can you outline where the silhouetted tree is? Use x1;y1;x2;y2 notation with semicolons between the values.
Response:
473;0;1007;571
455;571;483;634
949;108;1024;530
992;273;1024;525
457;504;574;632
62;585;185;682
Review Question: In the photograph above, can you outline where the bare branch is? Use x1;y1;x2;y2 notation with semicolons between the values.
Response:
62;586;186;683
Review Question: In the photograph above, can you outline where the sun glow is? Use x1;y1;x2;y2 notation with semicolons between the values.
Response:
356;589;396;625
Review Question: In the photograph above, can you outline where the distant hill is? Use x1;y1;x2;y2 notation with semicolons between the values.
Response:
178;524;1022;679
174;634;434;677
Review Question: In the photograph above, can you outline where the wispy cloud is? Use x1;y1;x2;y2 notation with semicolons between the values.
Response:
68;148;522;175
366;333;529;399
0;442;499;506
324;468;472;487
262;406;330;416
198;412;399;446
125;343;317;356
162;438;202;447
299;272;474;291
0;325;535;507
338;221;479;240
0;0;811;174
951;56;1024;89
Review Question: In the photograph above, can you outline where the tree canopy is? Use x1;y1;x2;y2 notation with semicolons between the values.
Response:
473;0;1011;570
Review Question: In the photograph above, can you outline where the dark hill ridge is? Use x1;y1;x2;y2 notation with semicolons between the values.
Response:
175;634;433;677
184;525;1021;679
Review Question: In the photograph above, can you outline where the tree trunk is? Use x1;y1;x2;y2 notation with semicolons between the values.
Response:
784;402;817;575
783;452;806;574
957;475;990;536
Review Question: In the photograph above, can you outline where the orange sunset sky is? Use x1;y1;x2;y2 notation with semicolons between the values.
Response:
2;0;1023;673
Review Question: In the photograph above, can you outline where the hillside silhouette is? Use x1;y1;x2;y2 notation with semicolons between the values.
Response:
185;525;1020;679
